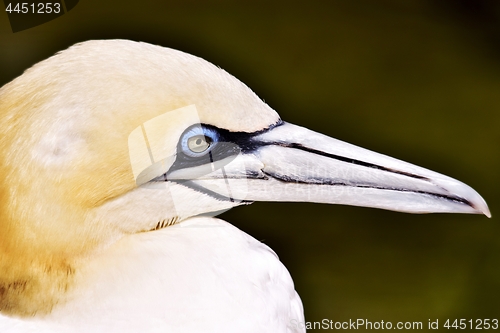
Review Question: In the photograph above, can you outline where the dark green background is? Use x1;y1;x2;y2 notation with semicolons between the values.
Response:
1;1;498;330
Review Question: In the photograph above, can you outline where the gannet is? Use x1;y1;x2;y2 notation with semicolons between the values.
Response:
0;40;490;333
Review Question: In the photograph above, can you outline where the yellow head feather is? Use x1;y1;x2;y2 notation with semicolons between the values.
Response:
0;40;278;315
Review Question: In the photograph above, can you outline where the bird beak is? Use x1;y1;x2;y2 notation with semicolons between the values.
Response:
167;122;491;217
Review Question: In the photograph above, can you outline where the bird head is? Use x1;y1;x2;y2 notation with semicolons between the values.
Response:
0;40;489;316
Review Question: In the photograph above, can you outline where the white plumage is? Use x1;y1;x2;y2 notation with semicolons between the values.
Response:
0;40;489;333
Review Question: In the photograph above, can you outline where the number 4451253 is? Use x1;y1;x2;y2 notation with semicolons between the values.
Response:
5;2;62;14
444;319;498;330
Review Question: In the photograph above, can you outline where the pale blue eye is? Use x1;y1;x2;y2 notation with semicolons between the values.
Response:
181;125;219;157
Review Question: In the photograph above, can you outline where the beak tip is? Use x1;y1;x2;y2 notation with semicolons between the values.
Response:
481;206;492;218
439;178;491;218
471;194;491;218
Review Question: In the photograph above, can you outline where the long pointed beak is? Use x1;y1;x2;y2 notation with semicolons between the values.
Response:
168;122;491;217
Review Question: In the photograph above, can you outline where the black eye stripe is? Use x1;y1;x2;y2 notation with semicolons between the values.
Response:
168;121;284;173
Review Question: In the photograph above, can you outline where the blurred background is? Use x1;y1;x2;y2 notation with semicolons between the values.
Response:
1;0;498;330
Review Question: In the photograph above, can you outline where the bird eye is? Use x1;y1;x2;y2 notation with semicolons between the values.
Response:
187;135;211;153
181;125;219;158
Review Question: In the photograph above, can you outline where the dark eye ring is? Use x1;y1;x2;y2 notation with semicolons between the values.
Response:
181;125;219;157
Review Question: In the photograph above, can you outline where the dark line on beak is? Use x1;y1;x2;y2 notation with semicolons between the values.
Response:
262;169;475;209
265;142;430;181
170;179;252;204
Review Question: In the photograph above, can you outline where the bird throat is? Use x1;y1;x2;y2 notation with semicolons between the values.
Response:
0;253;75;316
